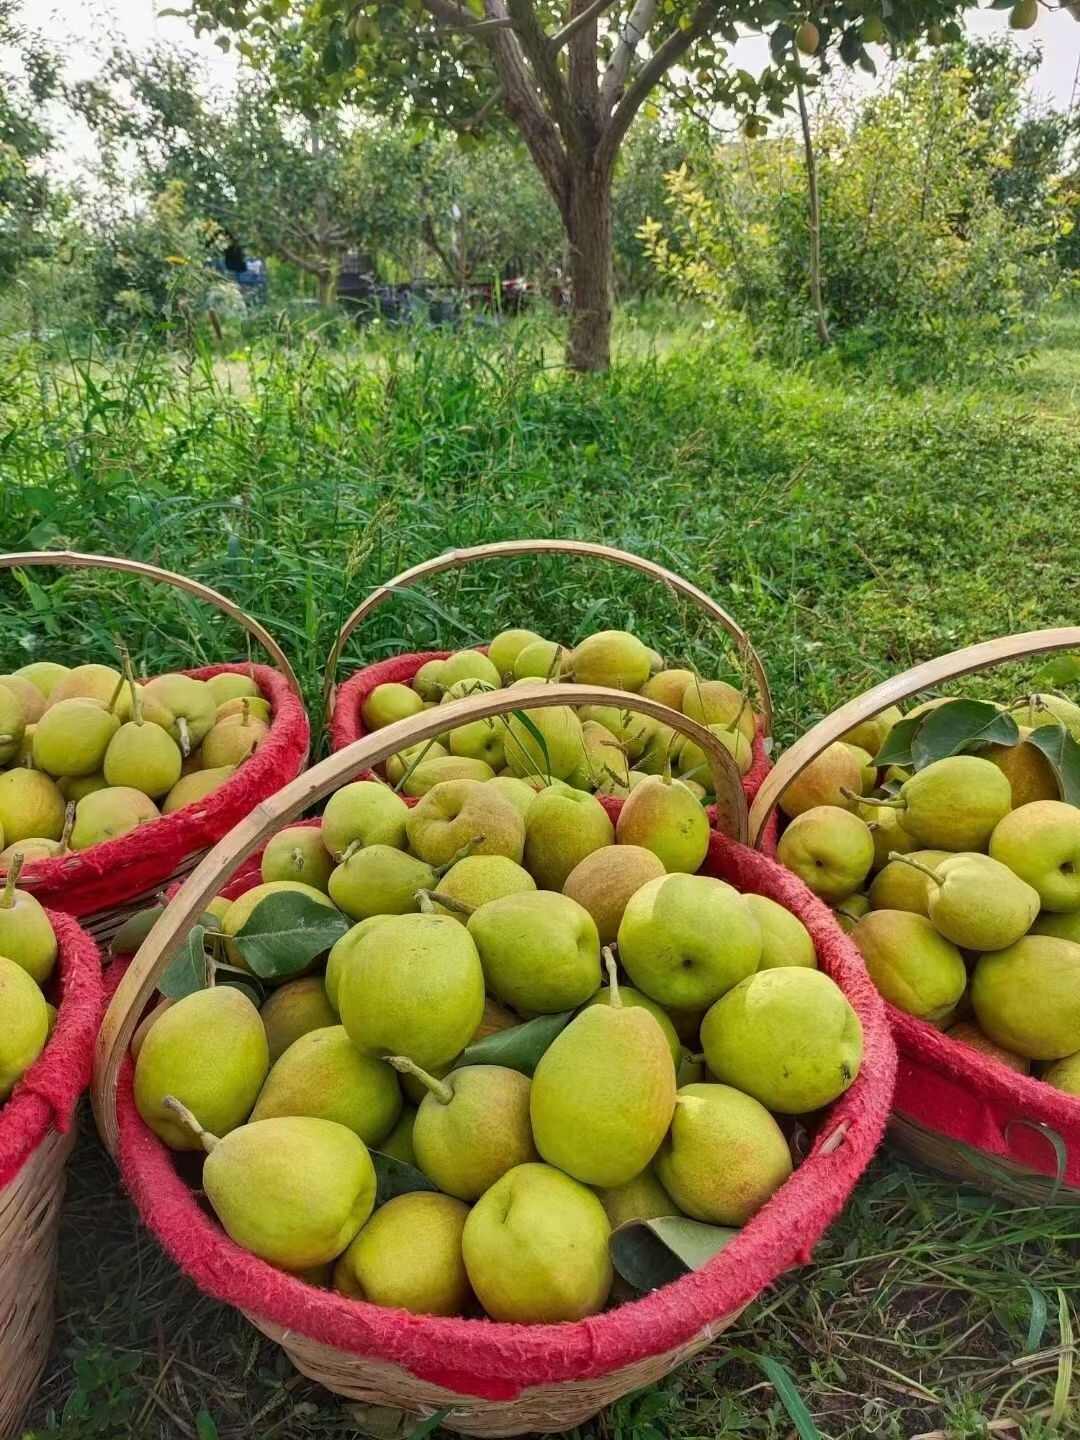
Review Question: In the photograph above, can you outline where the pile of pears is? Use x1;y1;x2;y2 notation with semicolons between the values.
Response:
132;769;862;1324
774;691;1080;1090
0;660;272;865
0;854;60;1103
359;626;760;802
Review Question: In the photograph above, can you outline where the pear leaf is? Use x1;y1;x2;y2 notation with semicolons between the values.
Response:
458;1010;574;1075
610;1216;739;1291
872;714;921;767
111;904;165;956
1025;725;1080;806
232;891;350;981
370;1151;438;1209
1034;655;1080;690
158;924;209;999
910;700;1019;770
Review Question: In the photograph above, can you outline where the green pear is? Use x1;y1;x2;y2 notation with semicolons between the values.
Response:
989;801;1080;911
439;649;501;691
433;854;535;920
566;719;626;790
33;698;119;777
338;912;485;1071
168;1102;376;1270
0;953;49;1100
46;663;121;710
161;766;236;813
406;779;524;867
887;851;1039;951
15;661;70;698
595;767;652;798
59;773;108;804
411;659;446;701
0;856;58;984
776;805;875;902
323;914;392;1012
523;787;614;889
0;685;25;766
618;873;761;1009
321;781;409;860
333;1192;471;1314
142;674;216;752
875;756;1011;851
394;1058;536;1200
675;724;753;781
584;984;682;1065
468;890;600;1012
946;1020;1029;1073
103;685;183;798
486;774;538;820
1040;1052;1080;1096
681;679;757;744
636;721;679;776
655;1084;792;1225
504;704;583;782
260;977;338;1063
402;756;495;794
252;1026;401;1145
839;706;903;758
834;894;870;933
361;682;425;730
385;740;448;787
488;628;543;678
512;639;567;681
778;743;864;818
702;968;862;1113
0;768;66;844
378;1106;417;1164
206;672;261;706
857;801;918;872
220;880;337;970
1033;911;1080;945
981;728;1060;808
850;910;966;1022
569;630;652;692
217;695;272;725
441;678;496;705
845;745;878;794
615;775;709;874
745;894;817;969
461;1163;612;1322
530;961;676;1186
328;843;436;920
578;706;657;762
1011;693;1080;738
594;1169;679;1227
641;668;696;711
972;937;1080;1059
260;826;334;893
563;843;666;945
0;674;45;725
869;849;951;915
448;714;506;770
70;786;158;849
134;987;269;1149
200;711;269;768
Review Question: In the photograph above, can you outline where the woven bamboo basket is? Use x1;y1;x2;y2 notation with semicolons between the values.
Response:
93;685;894;1437
0;551;310;945
748;625;1080;1204
323;539;775;807
0;909;103;1439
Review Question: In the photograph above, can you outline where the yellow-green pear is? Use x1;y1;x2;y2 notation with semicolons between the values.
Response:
618;873;761;1009
33;698;119;777
141;674;216;753
334;1192;471;1314
972;937;1080;1059
486;774;538;820
103;685;183;798
252;1026;401;1145
433;854;535;919
840;706;903;758
676;724;753;781
135;987;269;1149
1033;911;1080;945
578;706;657;762
321;781;409;860
702;968;862;1113
745;894;817;969
328;844;436;920
584;984;681;1066
857;800;918;871
946;1020;1029;1073
595;1169;679;1227
385;740;448;786
70;786;158;849
338;911;485;1071
0;954;49;1099
869;849;951;914
488;628;543;678
406;779;524;867
570;630;652;692
982;729;1059;808
875;756;1011;851
0;856;58;984
523;787;614;889
162;765;236;813
989;801;1080;911
845;745;878;794
58;772;108;804
220;880;337;970
217;694;272;724
15;661;70;698
378;1106;417;1164
851;910;966;1022
887;851;1039;951
563;844;666;945
361;682;425;731
512;639;567;681
260;977;338;1063
641;668;696;711
1041;1052;1080;1095
834;894;870;933
260;826;334;893
776;806;874;902
567;718;625;790
636;721;678;776
655;1084;792;1225
504;703;583;782
439;649;501;691
402;756;495;795
411;658;446;700
0;769;66;844
0;674;46;725
441;677;496;705
207;672;261;706
394;1058;536;1199
778;743;863;818
615;775;708;874
461;1163;612;1322
46;663;121;710
323;914;392;1012
0;685;24;766
530;959;676;1187
681;679;757;744
448;714;506;770
1011;693;1080;738
468;890;600;1012
200;711;269;768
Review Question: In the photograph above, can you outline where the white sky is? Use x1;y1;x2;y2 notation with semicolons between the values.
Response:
29;0;1080;178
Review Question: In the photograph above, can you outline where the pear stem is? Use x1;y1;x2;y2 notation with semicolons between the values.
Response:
1;852;22;906
340;839;364;864
107;673;127;715
239;698;250;728
59;803;75;855
602;947;622;1007
888;852;943;886
434;836;482;877
177;715;191;758
386;1056;453;1105
117;642;143;726
843;786;903;810
162;1095;219;1151
417;888;475;917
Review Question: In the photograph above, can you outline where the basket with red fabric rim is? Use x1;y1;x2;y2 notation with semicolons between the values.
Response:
95;685;894;1437
749;626;1080;1204
0;906;104;1438
322;540;776;825
0;552;311;943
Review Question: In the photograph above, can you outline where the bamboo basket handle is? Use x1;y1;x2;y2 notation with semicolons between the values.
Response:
322;539;773;734
0;550;302;695
748;626;1080;847
93;682;747;1152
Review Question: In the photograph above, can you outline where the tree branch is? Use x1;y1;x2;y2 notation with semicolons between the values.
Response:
504;0;581;150
599;0;658;115
551;0;619;52
419;0;479;27
567;0;601;134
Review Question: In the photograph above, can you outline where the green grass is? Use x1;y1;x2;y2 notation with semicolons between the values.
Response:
6;302;1080;1439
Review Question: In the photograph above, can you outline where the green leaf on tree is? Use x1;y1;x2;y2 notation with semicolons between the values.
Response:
232;891;350;981
1025;725;1080;805
158;924;209;999
459;1011;574;1075
910;699;1019;770
370;1151;438;1209
610;1216;739;1291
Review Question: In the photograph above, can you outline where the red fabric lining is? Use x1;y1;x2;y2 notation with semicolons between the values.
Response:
115;825;895;1399
329;652;774;814
16;664;309;918
0;910;104;1189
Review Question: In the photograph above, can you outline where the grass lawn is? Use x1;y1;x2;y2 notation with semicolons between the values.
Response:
6;302;1080;1440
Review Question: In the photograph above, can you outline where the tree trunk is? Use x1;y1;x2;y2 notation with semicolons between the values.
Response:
795;75;830;348
316;268;335;306
565;161;614;372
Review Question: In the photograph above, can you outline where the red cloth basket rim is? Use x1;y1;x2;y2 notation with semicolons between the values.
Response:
0;908;104;1189
114;823;895;1399
13;663;309;918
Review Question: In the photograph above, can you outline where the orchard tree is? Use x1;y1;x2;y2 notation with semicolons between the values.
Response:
0;0;64;284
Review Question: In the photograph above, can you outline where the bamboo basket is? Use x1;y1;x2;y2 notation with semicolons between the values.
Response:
0;551;310;944
93;686;895;1436
748;626;1080;1204
1;910;103;1439
323;539;775;805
